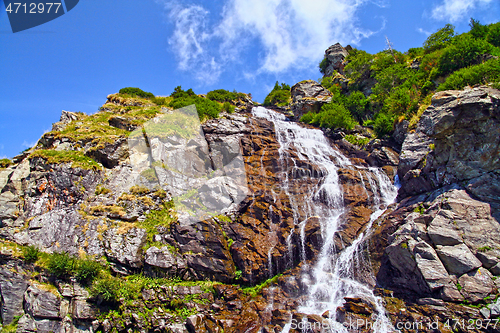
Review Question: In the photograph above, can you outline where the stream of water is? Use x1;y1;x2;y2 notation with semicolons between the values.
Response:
252;106;398;333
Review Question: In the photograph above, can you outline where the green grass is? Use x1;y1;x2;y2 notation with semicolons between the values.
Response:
2;315;22;333
243;273;283;298
22;245;41;263
478;246;493;252
138;202;177;247
95;185;112;196
344;134;370;147
0;158;12;168
29;149;101;170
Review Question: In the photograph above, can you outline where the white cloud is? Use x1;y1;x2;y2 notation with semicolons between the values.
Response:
22;140;36;149
417;28;432;36
431;0;493;23
157;0;379;83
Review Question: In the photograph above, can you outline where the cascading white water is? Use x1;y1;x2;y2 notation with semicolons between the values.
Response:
252;106;398;333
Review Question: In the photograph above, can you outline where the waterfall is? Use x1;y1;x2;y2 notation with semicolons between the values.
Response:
252;107;398;333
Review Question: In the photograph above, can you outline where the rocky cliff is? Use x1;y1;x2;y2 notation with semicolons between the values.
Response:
1;84;500;333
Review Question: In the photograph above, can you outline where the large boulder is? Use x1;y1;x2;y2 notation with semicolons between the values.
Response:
290;80;332;120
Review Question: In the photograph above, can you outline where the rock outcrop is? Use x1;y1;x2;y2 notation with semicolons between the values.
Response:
290;80;332;120
398;86;500;214
322;43;349;76
371;86;500;316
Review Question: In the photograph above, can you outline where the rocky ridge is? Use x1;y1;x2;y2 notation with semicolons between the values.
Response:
1;84;500;333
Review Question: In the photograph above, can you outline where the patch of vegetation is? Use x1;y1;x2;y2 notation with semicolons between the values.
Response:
206;89;246;102
437;58;500;91
263;82;291;107
151;96;172;106
22;245;41;263
95;185;112;196
243;273;283;298
2;315;22;333
29;150;101;170
344;134;370;147
0;158;12;168
222;101;236;113
423;23;455;53
169;86;222;120
75;258;102;285
413;204;426;215
216;215;232;224
90;205;126;217
437;34;494;76
319;57;328;75
129;185;150;195
301;103;357;131
119;87;155;99
47;252;75;278
478;246;493;252
140;168;159;182
312;19;500;137
138;201;177;247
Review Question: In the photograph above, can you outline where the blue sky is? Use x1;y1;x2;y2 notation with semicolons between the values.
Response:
0;0;499;158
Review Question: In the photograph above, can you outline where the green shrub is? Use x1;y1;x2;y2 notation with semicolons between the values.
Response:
206;89;241;102
438;34;493;75
75;259;102;284
313;103;357;130
344;49;373;81
371;50;405;72
437;59;500;91
423;24;455;53
487;22;500;47
300;112;316;123
222;101;235;113
91;275;122;303
263;82;291;106
0;158;11;168
47;252;75;277
170;86;195;99
23;245;41;263
119;87;155;99
384;87;419;116
373;112;394;137
469;18;489;40
169;95;221;120
169;87;222;120
319;57;328;75
345;91;368;121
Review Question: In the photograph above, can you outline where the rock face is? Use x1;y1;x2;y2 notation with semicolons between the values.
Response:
290;80;332;120
322;43;349;76
398;86;500;213
2;85;500;332
372;86;500;309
